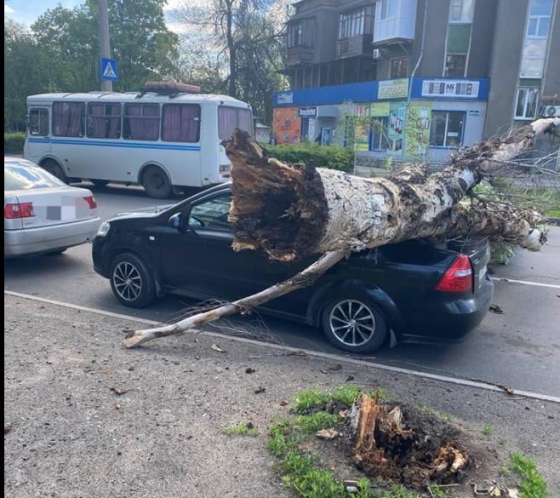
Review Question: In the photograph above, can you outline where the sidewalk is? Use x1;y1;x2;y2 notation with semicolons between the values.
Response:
4;294;560;497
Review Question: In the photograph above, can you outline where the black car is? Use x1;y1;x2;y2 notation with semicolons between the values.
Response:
92;183;494;354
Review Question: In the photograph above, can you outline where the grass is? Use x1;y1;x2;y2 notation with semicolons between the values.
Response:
482;424;493;436
291;384;386;415
268;386;552;498
509;452;551;498
220;421;259;437
268;385;424;498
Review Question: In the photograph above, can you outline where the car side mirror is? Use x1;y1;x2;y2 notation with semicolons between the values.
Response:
168;212;186;233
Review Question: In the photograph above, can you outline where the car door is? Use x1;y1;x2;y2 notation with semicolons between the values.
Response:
159;192;257;301
253;252;323;318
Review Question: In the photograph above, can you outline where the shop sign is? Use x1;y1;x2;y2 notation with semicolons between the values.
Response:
422;80;480;98
276;92;294;105
297;107;317;118
378;79;409;99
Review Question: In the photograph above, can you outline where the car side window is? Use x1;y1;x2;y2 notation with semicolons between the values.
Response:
188;194;232;232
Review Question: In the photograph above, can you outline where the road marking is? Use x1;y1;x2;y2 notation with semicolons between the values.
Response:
5;290;560;405
491;277;560;289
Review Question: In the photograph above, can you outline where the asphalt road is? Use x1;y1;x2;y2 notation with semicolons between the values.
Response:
5;182;560;398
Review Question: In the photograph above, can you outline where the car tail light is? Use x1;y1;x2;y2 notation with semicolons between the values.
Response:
435;254;474;293
4;202;35;219
83;195;97;209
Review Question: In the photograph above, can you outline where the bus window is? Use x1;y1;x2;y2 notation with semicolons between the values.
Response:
218;106;253;140
87;103;122;139
162;104;201;143
53;102;86;137
28;108;49;136
123;103;160;141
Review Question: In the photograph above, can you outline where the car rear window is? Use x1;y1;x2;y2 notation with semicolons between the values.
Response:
4;162;65;190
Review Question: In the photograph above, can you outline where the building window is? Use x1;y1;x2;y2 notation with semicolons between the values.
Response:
370;118;389;151
389;57;408;78
123;103;160;141
87;103;121;139
527;0;553;37
379;0;397;20
52;102;85;137
287;18;314;48
520;0;552;78
515;87;539;119
449;0;475;23
339;6;373;39
429;111;464;147
444;54;467;77
28;108;49;136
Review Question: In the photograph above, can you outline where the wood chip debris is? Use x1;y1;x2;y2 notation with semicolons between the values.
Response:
316;428;339;440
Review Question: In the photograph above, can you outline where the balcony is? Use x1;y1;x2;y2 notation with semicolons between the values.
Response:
337;34;373;59
287;45;315;66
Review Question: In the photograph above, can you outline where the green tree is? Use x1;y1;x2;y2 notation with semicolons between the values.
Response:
4;0;180;130
102;0;179;91
173;0;289;124
31;0;179;93
4;20;49;131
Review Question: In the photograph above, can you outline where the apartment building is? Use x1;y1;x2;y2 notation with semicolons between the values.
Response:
272;0;560;166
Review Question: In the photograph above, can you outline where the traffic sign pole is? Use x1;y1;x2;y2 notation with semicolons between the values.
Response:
98;0;112;91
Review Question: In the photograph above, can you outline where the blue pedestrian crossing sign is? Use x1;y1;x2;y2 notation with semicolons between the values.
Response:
100;58;118;82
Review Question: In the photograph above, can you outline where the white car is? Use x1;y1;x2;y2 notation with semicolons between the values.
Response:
4;157;101;258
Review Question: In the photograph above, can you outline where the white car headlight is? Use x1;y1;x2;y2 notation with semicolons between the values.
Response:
96;221;111;237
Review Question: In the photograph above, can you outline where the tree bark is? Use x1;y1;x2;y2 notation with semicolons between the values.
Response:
122;118;557;348
123;250;346;348
226;118;558;263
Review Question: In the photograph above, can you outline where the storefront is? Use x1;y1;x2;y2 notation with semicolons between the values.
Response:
272;77;490;165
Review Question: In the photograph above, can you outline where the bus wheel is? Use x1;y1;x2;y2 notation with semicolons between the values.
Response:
142;166;172;199
91;179;110;188
42;159;68;184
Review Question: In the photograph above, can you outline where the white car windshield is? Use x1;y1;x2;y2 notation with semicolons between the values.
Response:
4;162;65;190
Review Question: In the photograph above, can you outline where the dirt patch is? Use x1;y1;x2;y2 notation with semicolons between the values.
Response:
308;399;509;496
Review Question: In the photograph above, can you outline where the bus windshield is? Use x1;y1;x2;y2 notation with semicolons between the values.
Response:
218;106;253;140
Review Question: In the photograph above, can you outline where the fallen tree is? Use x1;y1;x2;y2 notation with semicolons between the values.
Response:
123;118;558;348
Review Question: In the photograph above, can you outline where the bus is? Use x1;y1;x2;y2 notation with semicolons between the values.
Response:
23;84;254;198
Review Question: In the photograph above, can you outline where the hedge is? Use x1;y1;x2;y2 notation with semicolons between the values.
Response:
261;143;354;173
4;132;26;155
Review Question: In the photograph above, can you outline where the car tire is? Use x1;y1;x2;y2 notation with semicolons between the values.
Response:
142;166;173;199
321;294;388;354
110;253;157;308
42;159;68;184
45;248;67;256
91;179;110;188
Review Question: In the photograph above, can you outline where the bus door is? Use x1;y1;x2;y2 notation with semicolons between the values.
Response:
25;107;51;163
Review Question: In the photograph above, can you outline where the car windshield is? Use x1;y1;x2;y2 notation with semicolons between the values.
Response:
4;162;65;190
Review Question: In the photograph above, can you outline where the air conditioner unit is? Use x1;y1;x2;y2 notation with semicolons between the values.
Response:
541;105;560;117
372;48;382;59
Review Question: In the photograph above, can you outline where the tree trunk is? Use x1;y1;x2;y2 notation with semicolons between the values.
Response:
226;118;558;262
123;251;346;348
122;118;558;348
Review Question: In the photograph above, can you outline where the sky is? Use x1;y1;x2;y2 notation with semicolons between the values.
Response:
3;0;186;33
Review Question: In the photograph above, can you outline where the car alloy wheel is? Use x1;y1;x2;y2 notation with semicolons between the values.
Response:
113;261;143;302
321;295;388;354
109;253;156;308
